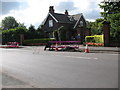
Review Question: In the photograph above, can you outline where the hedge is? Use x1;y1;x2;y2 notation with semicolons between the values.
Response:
24;38;55;45
2;27;28;44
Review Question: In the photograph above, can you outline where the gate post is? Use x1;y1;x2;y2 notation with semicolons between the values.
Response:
102;21;110;47
20;34;24;45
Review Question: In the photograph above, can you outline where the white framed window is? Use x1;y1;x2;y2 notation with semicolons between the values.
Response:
49;20;53;27
80;21;83;27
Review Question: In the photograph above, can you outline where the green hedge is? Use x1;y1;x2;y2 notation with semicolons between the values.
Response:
24;38;55;45
2;27;28;44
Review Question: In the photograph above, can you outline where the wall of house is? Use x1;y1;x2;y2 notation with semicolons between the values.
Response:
75;16;87;43
42;15;59;38
42;15;73;39
58;23;73;40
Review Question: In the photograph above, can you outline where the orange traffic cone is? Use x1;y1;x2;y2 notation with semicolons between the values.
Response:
85;43;89;53
55;42;58;51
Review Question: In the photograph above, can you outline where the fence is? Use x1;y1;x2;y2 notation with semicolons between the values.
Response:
85;35;104;46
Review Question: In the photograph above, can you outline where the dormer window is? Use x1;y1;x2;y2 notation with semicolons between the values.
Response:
49;20;53;27
80;21;83;27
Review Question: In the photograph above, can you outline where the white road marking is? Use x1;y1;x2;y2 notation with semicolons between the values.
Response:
55;55;98;60
108;54;118;56
94;58;98;60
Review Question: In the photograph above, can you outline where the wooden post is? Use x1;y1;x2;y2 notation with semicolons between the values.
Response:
20;34;24;45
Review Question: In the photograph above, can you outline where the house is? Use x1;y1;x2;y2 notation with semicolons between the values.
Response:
41;6;89;43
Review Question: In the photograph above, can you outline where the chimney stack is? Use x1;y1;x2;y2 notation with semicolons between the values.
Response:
49;6;54;13
65;10;68;15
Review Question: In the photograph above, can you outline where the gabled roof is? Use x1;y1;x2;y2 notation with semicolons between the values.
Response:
68;13;86;29
52;13;71;23
41;12;71;25
41;12;85;29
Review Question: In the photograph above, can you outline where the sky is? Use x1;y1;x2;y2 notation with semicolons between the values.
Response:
0;0;103;28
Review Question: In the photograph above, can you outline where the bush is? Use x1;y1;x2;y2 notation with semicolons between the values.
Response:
24;38;55;45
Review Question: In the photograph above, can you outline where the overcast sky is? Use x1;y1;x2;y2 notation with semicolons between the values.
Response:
0;0;102;28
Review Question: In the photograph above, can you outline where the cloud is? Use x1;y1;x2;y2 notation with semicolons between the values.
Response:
0;0;102;28
83;1;102;21
1;2;28;15
72;0;101;21
56;1;78;12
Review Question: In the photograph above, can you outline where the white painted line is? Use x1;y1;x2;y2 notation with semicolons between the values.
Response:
58;55;98;60
75;57;91;59
94;58;98;60
108;54;118;56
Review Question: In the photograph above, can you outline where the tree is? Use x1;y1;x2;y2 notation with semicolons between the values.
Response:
2;16;18;30
99;1;120;41
86;18;104;35
99;1;120;20
37;25;44;38
29;24;36;32
18;23;26;28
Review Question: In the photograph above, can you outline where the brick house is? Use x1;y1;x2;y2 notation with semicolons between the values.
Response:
41;6;88;43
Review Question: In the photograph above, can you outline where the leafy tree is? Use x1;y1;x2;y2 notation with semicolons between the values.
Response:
99;1;120;41
1;16;18;30
86;18;104;35
29;24;36;32
18;23;26;28
99;1;120;20
36;25;44;38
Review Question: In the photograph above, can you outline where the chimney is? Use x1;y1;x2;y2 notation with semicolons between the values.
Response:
65;10;68;15
49;6;54;13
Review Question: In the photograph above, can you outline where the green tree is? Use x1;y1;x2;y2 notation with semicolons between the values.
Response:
18;23;26;28
37;25;44;38
29;24;36;32
2;16;18;30
87;18;104;35
99;1;120;41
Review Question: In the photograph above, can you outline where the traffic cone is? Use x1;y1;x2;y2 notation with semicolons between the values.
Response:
55;42;58;51
85;43;89;53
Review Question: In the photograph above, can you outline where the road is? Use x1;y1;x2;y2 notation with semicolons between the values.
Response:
1;47;118;88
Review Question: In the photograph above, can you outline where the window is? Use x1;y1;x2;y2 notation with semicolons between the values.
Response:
80;21;83;27
49;20;53;27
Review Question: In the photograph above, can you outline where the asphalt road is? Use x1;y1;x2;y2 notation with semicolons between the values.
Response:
1;47;118;88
